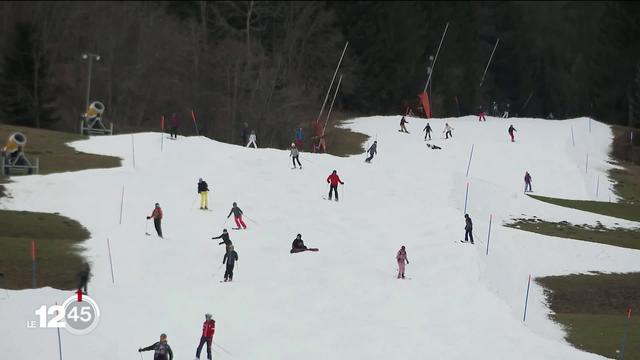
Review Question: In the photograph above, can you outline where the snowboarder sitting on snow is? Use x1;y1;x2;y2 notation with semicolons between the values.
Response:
464;214;474;244
198;178;209;210
396;246;409;279
326;170;344;201
444;123;454;139
365;141;377;163
426;143;442;150
524;171;533;192
77;262;91;295
212;229;232;251
195;313;215;360
508;124;517;142
290;234;318;253
147;203;163;238
223;245;239;282
423;123;432;140
227;202;247;229
399;116;409;133
290;143;302;169
139;333;173;360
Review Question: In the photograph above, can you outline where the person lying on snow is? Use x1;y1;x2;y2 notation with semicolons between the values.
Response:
290;234;318;253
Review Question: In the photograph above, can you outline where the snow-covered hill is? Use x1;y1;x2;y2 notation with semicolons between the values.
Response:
2;115;639;359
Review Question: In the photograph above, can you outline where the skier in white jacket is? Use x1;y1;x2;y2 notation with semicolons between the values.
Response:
444;123;454;139
247;130;257;148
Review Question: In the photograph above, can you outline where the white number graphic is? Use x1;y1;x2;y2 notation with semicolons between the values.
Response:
35;305;47;328
80;307;92;322
48;305;66;328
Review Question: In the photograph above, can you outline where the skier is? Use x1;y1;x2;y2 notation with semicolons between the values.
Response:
326;170;344;201
146;203;163;238
317;134;327;153
198;178;209;210
247;130;257;148
491;101;498;116
443;123;453;139
195;314;215;360
212;229;232;252
139;333;173;360
290;143;302;169
399;116;409;133
170;113;178;139
241;122;249;146
77;262;91;295
508;124;517;142
478;107;487;122
290;233;318;253
423;123;432;140
365;141;377;163
227;202;247;229
464;214;474;244
502;104;510;118
396;246;409;279
295;127;304;150
524;171;533;192
426;143;442;150
223;245;239;282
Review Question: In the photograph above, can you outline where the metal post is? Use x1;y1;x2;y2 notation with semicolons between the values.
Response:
571;126;575;148
322;74;343;135
486;214;492;255
107;238;115;284
464;182;469;214
316;42;349;125
466;144;474;177
424;22;449;92
480;38;500;87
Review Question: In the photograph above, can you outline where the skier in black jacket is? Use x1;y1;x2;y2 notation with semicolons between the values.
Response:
198;178;209;210
365;141;377;163
464;214;474;244
223;246;239;282
423;123;432;140
212;229;232;252
139;333;173;360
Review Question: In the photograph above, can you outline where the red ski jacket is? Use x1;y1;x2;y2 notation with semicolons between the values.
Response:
202;319;215;338
150;207;163;220
327;173;343;186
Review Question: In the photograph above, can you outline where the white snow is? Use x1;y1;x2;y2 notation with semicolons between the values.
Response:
1;115;639;359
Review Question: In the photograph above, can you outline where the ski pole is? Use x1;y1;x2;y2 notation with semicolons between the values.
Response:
192;194;198;209
145;219;149;235
244;215;258;225
139;352;143;360
214;341;233;356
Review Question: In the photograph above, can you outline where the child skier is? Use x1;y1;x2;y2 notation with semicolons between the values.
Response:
223;245;239;282
524;171;532;192
326;170;345;201
247;130;257;148
508;124;517;142
212;229;232;252
444;123;453;139
396;246;409;279
139;333;173;360
478;107;487;122
423;123;432;140
290;143;302;169
146;203;163;238
195;314;215;360
464;214;474;244
198;178;209;210
170;113;178;139
502;104;510;118
399;116;409;133
365;141;377;163
227;202;247;229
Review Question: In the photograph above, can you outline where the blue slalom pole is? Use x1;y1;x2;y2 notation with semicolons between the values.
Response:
464;182;469;214
523;275;532;322
485;214;492;255
619;307;632;360
465;144;474;177
571;126;575;147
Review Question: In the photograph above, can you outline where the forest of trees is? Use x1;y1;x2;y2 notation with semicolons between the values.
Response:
0;1;638;148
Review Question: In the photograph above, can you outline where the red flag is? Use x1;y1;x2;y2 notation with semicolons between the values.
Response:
191;110;196;124
77;289;83;302
31;240;36;261
161;116;165;131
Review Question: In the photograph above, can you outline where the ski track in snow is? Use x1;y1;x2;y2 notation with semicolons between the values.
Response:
1;115;638;359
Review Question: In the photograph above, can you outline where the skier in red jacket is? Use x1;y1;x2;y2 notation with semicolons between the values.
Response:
195;313;215;360
326;170;344;201
146;203;163;238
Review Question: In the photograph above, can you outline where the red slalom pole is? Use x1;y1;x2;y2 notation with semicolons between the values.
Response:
191;110;199;136
619;307;632;360
31;240;36;288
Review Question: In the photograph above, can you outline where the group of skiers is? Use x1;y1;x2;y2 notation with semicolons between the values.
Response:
138;313;218;360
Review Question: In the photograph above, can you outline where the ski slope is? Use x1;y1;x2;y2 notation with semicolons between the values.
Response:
2;115;640;359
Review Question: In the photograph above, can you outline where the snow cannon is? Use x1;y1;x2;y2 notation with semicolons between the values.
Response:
1;132;38;175
81;100;113;135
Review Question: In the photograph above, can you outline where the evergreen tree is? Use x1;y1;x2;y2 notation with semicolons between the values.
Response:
0;21;58;128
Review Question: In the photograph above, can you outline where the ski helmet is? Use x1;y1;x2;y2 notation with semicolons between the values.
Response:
297;233;301;238
223;229;228;233
205;313;212;319
291;142;295;147
233;202;237;206
155;203;160;207
199;178;202;181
